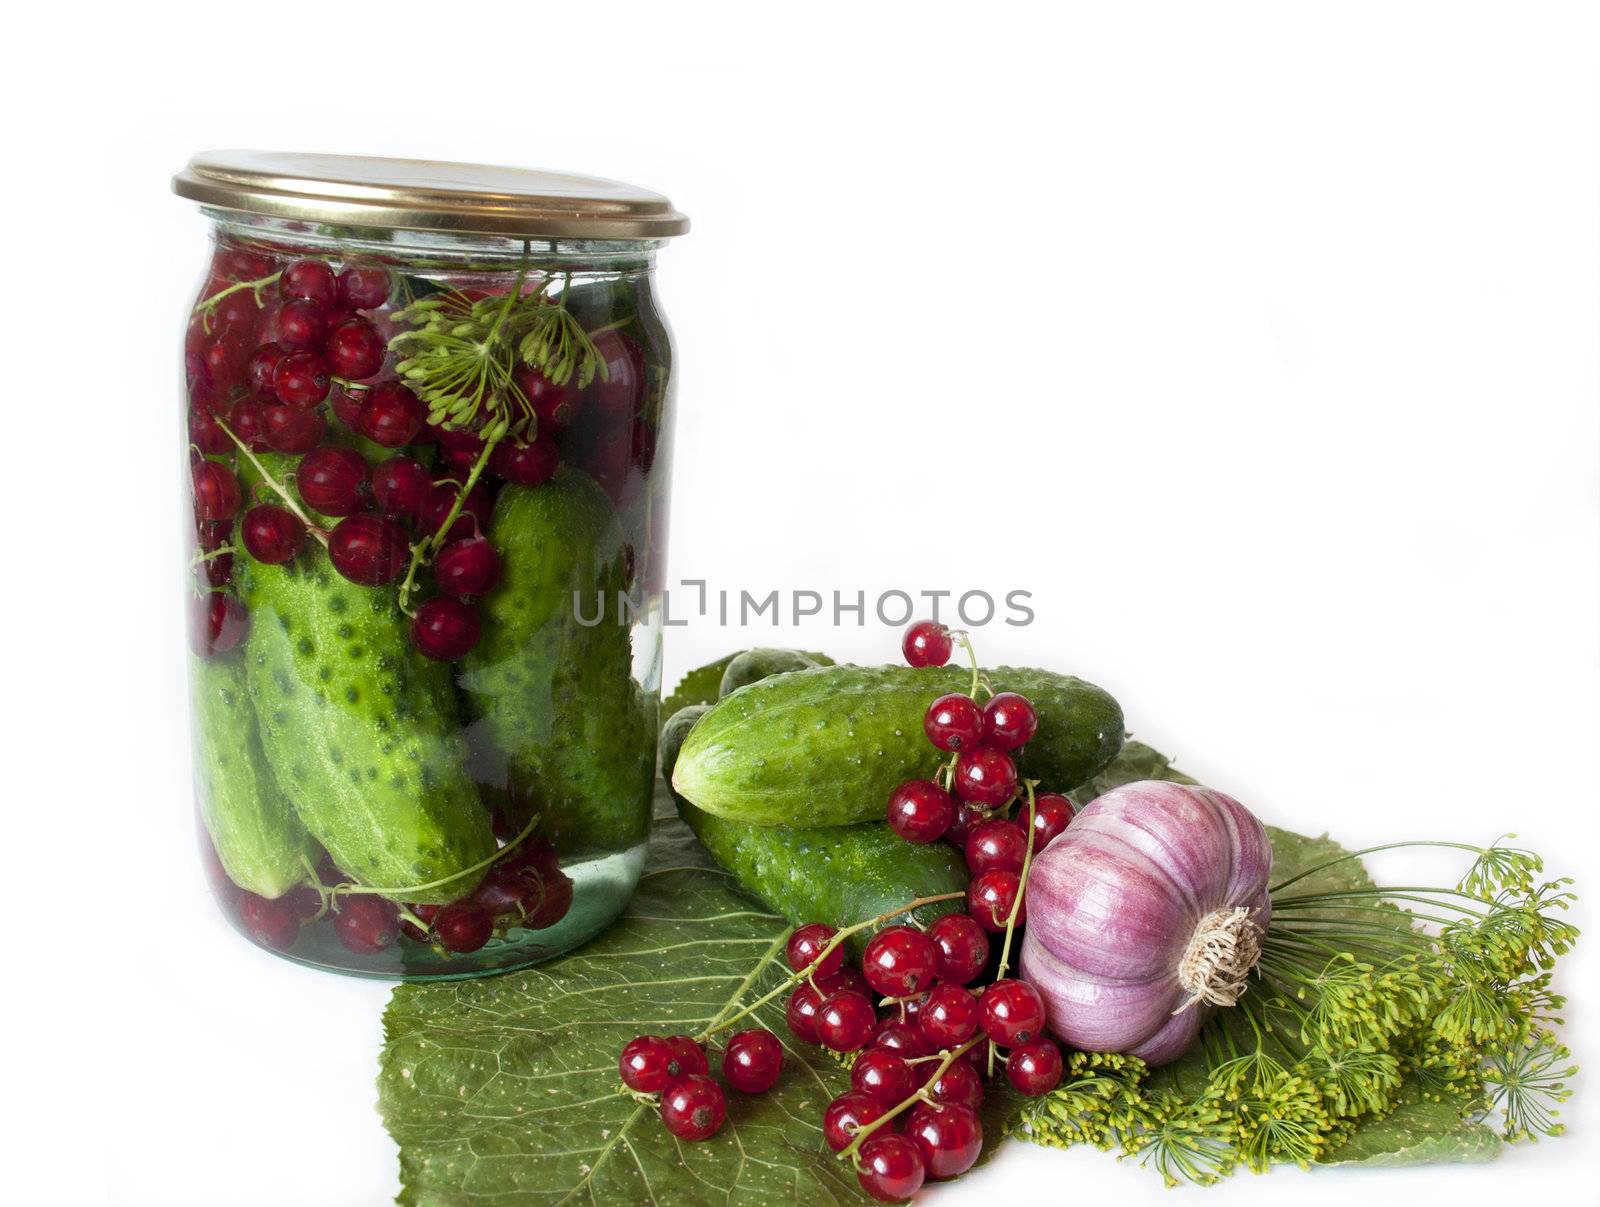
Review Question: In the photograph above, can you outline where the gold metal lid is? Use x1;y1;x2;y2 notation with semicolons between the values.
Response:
173;151;688;240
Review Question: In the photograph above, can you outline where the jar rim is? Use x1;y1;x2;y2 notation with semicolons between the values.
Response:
173;150;689;240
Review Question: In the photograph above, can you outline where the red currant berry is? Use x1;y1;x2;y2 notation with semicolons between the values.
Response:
588;329;646;417
263;402;327;454
514;364;579;434
328;514;409;586
471;862;539;917
812;970;869;1002
926;913;990;985
904;1102;983;1180
201;330;250;391
192;592;249;657
329;385;364;429
869;1016;930;1059
189;408;232;456
197;548;234;588
241;505;305;564
721;1028;784;1093
421;482;493;542
218;248;277;281
924;693;984;752
784;983;825;1043
964;818;1028;876
823;1091;887;1152
982;692;1037;750
850;1046;918;1106
856;1133;925;1203
354;380;424;447
272;350;332;407
815;991;876;1052
524;869;573;928
433;537;500;598
1030;792;1075;850
192;461;242;522
967;869;1024;932
660;1074;726;1141
279;259;337;306
398;903;439;943
333;896;398;955
411;597;482;661
325;316;386;380
434;901;494;953
663;1035;709;1077
371;456;432;520
297;446;370;516
245;342;284;396
229;398;270;450
238;892;299;950
979;978;1046;1046
619;1035;675;1093
1006;1037;1064;1095
944;802;991;850
336;264;391;310
490;437;560;486
953;747;1018;806
924;1060;984;1110
918;984;981;1049
885;778;956;844
902;619;954;668
895;990;931;1025
862;926;939;997
785;922;843;978
276;298;329;352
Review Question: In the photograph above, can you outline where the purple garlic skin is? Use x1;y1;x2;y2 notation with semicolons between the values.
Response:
1018;780;1272;1066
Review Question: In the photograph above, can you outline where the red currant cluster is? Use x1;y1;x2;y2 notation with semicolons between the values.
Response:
216;821;574;959
185;243;653;664
617;1028;787;1142
891;622;1076;927
609;624;1074;1201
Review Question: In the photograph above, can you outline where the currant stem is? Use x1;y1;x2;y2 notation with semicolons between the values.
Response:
695;892;966;1042
329;810;540;901
193;270;283;317
214;416;331;547
395;427;503;614
954;630;987;700
838;1034;984;1162
995;780;1039;983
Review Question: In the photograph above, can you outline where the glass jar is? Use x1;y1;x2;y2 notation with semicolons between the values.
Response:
173;152;687;978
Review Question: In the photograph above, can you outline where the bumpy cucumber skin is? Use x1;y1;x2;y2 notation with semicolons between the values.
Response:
718;649;829;699
190;653;316;898
460;470;656;859
240;549;496;902
673;664;1124;826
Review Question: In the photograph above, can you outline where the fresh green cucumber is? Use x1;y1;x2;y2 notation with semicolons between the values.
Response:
460;469;655;858
190;652;316;898
673;663;1124;826
718;648;833;698
659;704;710;777
240;549;496;901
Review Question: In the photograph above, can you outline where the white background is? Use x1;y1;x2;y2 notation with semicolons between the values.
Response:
4;3;1597;1204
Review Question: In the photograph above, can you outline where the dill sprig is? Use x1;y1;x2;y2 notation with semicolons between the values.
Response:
387;269;610;437
1013;835;1580;1184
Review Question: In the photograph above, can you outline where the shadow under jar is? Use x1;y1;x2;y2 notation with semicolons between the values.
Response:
174;151;688;978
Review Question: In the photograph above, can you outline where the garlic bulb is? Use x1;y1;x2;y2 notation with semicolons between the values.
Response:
1017;780;1272;1066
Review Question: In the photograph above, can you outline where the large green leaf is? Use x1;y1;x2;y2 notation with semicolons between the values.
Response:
379;789;863;1206
661;654;742;719
1319;1082;1501;1167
